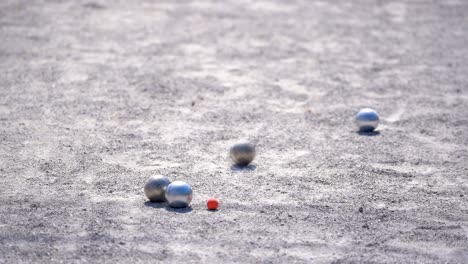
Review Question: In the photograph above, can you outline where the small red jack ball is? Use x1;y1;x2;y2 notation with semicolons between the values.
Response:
207;198;219;210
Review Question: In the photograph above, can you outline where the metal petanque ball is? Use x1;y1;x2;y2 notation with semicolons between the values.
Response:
356;108;380;132
144;175;171;202
230;141;256;166
166;181;193;208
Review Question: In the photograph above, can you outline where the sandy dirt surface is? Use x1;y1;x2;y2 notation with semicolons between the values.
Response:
1;0;468;263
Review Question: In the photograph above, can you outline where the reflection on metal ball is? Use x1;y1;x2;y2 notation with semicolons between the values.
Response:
144;175;171;202
166;181;193;208
230;141;256;166
356;108;380;132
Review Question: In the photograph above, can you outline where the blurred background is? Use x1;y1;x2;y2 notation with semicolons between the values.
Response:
1;1;467;263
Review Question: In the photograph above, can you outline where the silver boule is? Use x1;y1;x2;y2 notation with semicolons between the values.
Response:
165;181;193;208
144;175;171;202
230;141;256;166
356;108;380;132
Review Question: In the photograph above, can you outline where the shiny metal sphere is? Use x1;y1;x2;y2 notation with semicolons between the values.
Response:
144;175;171;202
230;141;256;166
356;108;380;132
165;181;193;208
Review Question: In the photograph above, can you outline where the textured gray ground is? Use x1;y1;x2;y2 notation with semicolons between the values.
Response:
1;0;468;263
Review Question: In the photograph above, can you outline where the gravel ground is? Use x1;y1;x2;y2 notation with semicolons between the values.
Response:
1;0;468;263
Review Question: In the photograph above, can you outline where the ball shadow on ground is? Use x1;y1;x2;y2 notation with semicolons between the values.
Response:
230;164;256;172
165;206;193;214
144;201;167;208
357;131;380;136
